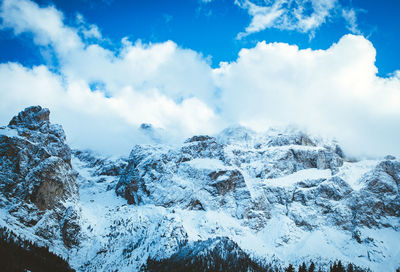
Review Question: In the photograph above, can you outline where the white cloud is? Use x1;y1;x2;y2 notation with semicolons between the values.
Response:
236;0;361;38
0;61;219;155
342;8;361;34
0;0;399;158
0;0;216;104
0;0;221;155
214;34;400;157
76;13;103;40
236;0;285;39
0;0;82;53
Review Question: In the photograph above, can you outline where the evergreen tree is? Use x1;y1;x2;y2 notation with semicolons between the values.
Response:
299;262;307;272
337;260;345;272
347;263;354;272
331;262;337;272
308;262;315;272
286;264;295;272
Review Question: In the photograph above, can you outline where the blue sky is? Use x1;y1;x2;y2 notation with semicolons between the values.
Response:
0;0;399;157
1;0;399;75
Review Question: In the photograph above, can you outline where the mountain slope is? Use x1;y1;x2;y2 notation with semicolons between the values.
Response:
0;106;399;271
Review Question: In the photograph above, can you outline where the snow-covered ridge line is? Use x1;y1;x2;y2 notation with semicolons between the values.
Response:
0;106;399;271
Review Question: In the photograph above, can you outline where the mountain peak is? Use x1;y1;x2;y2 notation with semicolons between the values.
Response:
8;105;50;130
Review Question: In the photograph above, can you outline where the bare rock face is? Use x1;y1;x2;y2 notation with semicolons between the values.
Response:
208;169;245;195
180;135;224;161
26;156;76;210
0;106;80;247
0;106;77;207
116;145;155;205
9;105;50;130
61;206;81;248
116;125;400;236
73;149;127;177
116;137;253;219
352;160;400;228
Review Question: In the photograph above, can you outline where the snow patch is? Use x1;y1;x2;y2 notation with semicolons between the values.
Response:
264;168;332;187
185;158;226;170
0;127;19;138
337;160;379;190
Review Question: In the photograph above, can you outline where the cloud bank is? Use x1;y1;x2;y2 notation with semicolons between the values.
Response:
0;0;399;158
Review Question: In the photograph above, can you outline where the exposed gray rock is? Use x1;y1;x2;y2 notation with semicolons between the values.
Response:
61;206;81;248
26;156;77;210
8;105;50;131
0;106;77;207
180;136;224;161
116;125;399;235
0;106;80;248
351;160;400;228
266;131;315;147
208;169;245;195
317;177;353;201
73;149;127;177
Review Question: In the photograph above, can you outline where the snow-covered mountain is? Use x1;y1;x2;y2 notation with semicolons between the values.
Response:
0;106;399;271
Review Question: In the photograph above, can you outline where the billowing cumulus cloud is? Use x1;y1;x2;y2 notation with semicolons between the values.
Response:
0;0;399;158
0;0;221;154
214;35;400;157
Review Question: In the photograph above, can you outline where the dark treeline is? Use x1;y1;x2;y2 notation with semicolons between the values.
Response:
0;226;74;272
143;237;270;272
144;247;268;272
285;261;368;272
144;249;394;272
145;258;369;272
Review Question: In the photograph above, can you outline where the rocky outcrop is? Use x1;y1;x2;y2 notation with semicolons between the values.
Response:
73;149;127;177
352;160;400;228
0;106;77;206
116;145;157;205
0;106;80;247
116;125;399;233
116;138;253;218
26;156;76;210
208;169;245;195
180;135;224;161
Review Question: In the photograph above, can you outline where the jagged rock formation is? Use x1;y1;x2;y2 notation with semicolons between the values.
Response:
353;159;400;227
0;106;80;248
116;126;394;232
0;107;400;272
72;149;127;179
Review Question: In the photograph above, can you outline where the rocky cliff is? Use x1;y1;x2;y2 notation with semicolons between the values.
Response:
0;106;80;248
116;126;399;232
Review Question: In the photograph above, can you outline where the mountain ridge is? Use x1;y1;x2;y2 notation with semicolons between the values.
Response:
0;106;399;271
